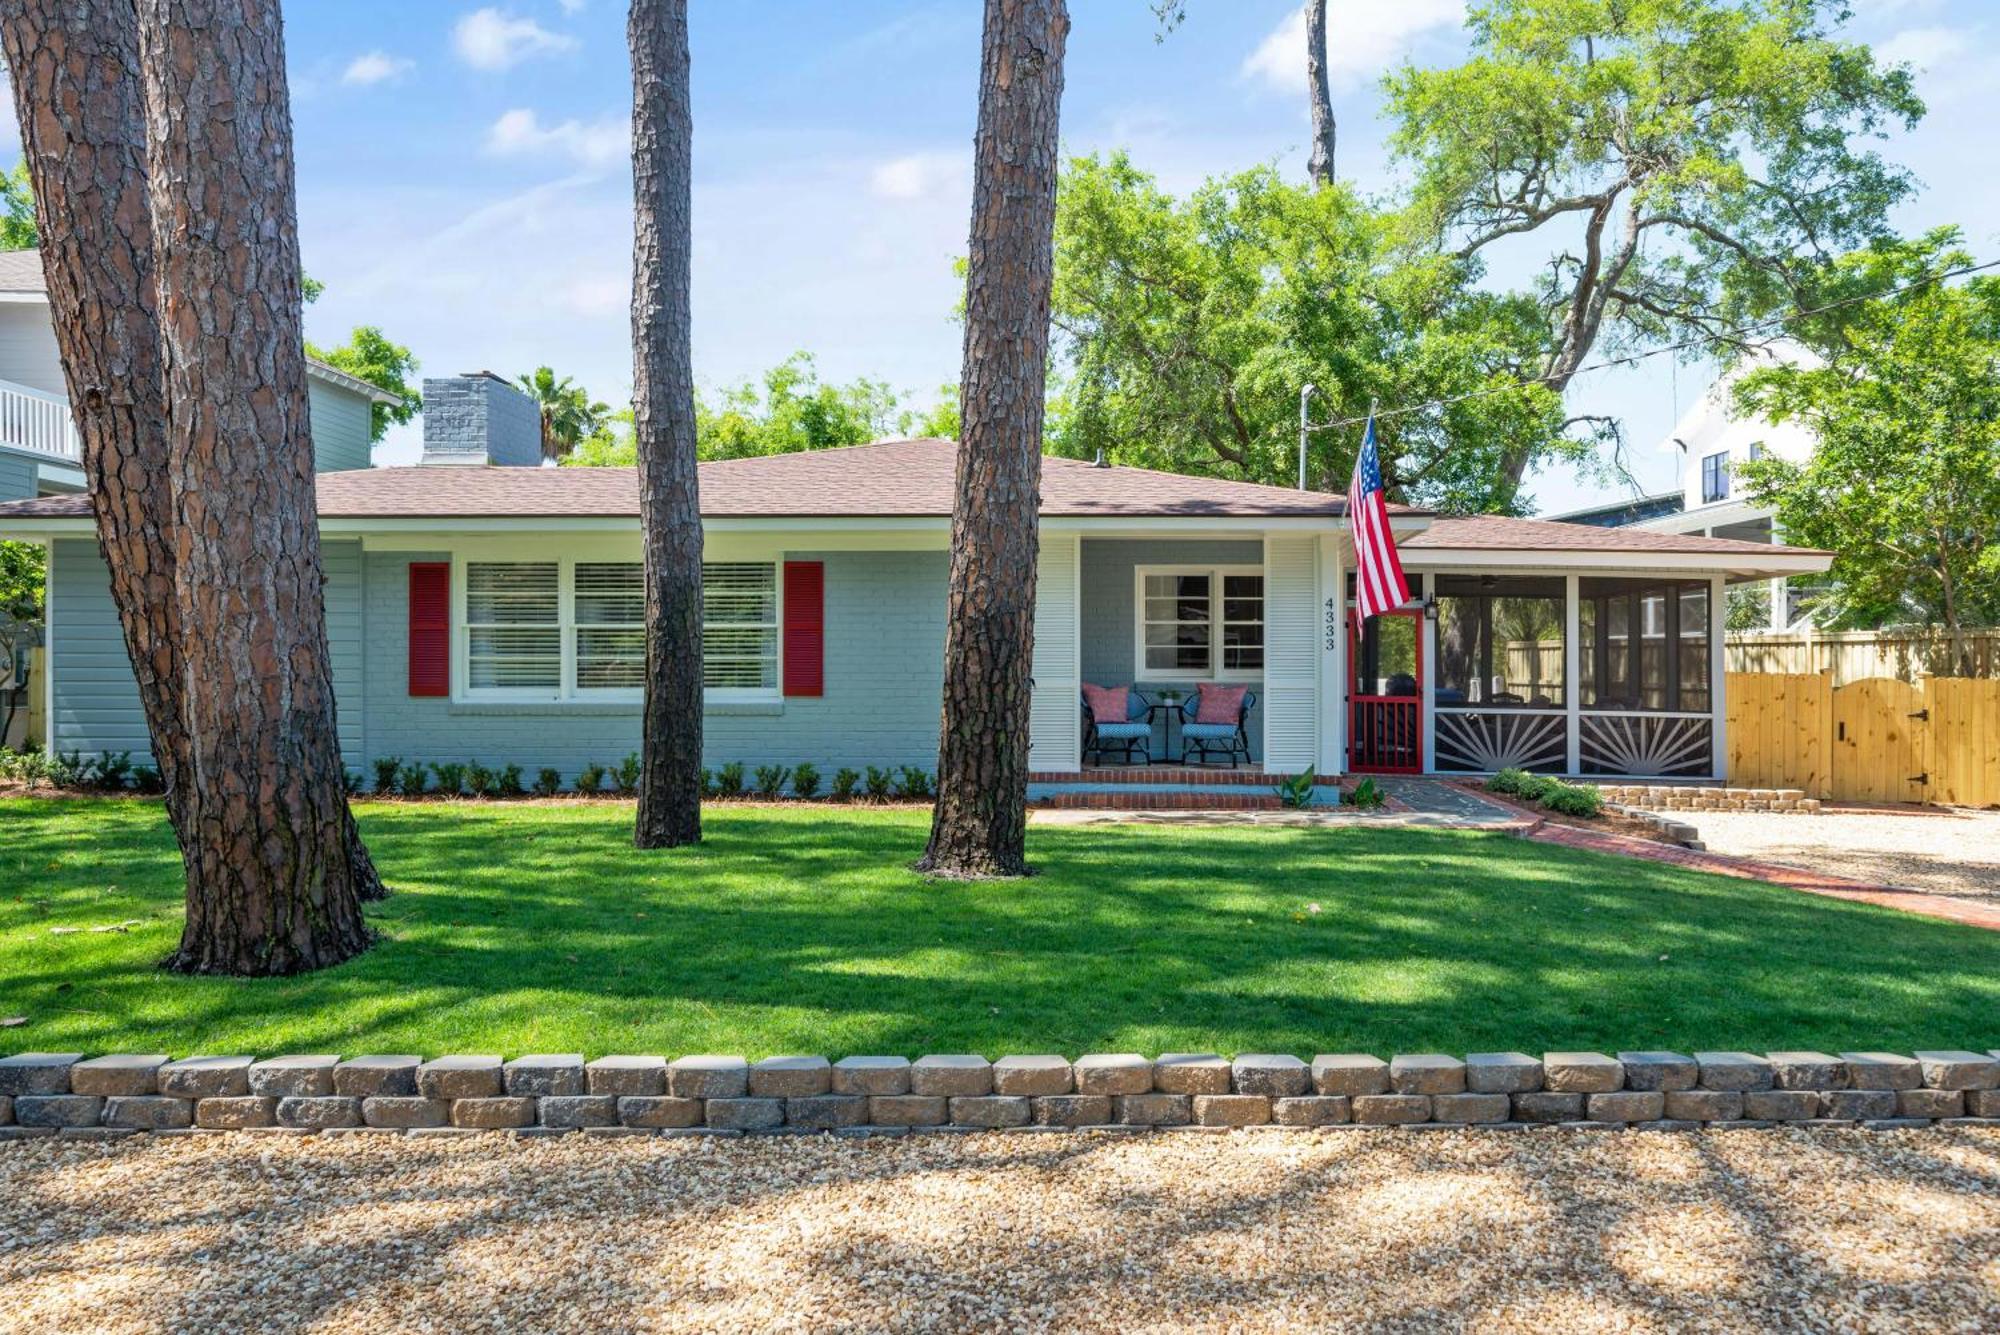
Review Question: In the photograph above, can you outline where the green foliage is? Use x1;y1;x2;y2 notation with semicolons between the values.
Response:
713;762;746;798
1050;155;1578;511
1726;583;1773;631
1736;230;2000;649
864;766;894;801
830;767;860;801
343;767;364;796
304;326;421;442
497;764;526;798
535;767;564;798
753;764;791;798
0;163;37;249
698;768;714;798
895;766;933;800
1273;769;1318;809
130;765;164;795
372;756;402;795
576;762;607;795
430;762;467;797
396;762;429;797
45;750;85;788
1537;780;1604;818
1;540;45;625
1485;767;1535;797
1344;776;1386;809
465;762;495;799
91;751;133;792
517;367;611;463
1387;0;1922;495
613;752;643;795
792;762;821;799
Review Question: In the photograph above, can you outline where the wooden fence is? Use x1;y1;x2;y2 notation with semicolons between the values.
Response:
1726;628;2000;685
1726;671;2000;807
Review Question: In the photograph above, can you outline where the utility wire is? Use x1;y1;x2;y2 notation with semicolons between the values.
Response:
1303;256;2000;434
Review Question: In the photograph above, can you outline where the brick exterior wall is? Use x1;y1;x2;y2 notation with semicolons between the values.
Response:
419;373;542;468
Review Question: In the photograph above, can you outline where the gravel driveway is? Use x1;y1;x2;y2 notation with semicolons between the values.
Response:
3;1128;1996;1332
1679;808;2000;901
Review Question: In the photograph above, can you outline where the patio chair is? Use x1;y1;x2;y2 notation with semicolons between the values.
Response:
1081;684;1153;766
1179;684;1257;768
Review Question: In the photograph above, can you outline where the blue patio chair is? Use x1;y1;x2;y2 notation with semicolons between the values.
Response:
1179;686;1257;768
1081;686;1153;766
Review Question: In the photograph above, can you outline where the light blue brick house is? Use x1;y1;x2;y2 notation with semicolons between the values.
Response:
0;248;1834;782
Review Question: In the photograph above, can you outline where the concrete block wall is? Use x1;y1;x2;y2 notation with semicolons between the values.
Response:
5;1048;1994;1141
420;373;542;468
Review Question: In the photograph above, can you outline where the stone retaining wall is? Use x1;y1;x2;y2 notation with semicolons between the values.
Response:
1597;785;1822;813
4;1049;1997;1140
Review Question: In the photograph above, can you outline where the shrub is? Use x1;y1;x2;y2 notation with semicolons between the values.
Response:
613;752;642;794
830;767;860;801
130;765;164;795
1344;776;1386;809
1536;779;1603;818
534;767;564;797
576;762;606;794
791;762;821;799
14;749;49;788
497;764;526;798
47;751;86;788
92;751;134;792
465;762;495;798
753;764;791;798
698;768;714;798
1273;768;1317;809
373;756;402;794
1485;767;1532;797
344;767;366;795
714;762;745;798
896;766;933;799
397;762;429;797
863;765;893;801
431;762;467;797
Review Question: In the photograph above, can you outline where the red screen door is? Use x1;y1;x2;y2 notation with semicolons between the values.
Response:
1350;608;1423;773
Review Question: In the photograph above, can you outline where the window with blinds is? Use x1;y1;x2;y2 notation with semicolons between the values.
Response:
1135;566;1264;680
575;562;646;690
465;562;560;691
703;562;778;691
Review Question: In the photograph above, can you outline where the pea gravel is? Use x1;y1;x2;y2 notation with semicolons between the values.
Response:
1679;807;2000;901
2;1127;1996;1332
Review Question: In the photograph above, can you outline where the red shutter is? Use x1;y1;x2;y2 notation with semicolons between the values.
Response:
408;561;450;698
782;561;824;697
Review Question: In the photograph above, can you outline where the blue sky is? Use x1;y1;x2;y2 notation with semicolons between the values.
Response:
11;1;1995;512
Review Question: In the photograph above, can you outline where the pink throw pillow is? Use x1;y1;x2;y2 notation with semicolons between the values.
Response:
1082;683;1130;722
1195;683;1247;724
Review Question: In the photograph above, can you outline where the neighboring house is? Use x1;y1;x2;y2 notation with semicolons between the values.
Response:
1554;346;1821;631
0;254;1834;782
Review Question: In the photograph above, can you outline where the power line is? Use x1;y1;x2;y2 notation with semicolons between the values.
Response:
1304;256;2000;434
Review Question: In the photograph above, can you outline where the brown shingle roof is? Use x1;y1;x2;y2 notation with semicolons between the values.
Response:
1405;514;1829;557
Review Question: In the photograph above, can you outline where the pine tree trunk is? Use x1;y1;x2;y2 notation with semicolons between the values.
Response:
1305;0;1336;186
919;0;1068;879
630;0;704;849
0;2;190;826
135;0;378;973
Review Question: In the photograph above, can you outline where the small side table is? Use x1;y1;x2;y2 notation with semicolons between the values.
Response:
1146;700;1183;766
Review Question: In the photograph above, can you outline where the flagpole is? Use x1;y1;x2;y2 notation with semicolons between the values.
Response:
1297;383;1316;491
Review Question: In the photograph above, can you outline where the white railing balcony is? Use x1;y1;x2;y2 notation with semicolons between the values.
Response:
0;376;80;461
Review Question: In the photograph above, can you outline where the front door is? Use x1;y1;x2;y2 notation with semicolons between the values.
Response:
1350;608;1423;773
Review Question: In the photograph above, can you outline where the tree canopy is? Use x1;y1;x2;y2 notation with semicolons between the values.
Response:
1386;0;1924;498
517;366;612;463
1049;154;1587;513
1735;230;2000;656
304;325;419;442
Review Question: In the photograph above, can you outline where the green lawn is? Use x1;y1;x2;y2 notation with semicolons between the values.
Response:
1;797;1994;1059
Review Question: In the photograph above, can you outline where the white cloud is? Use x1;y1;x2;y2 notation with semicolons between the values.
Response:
1241;0;1463;95
485;108;631;170
557;0;587;12
1874;25;1967;69
341;51;413;86
868;152;966;202
452;7;578;71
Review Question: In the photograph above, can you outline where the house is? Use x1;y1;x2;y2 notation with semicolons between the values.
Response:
0;256;1834;783
1551;347;1822;631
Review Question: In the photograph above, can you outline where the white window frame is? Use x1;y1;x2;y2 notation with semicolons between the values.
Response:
701;561;783;703
452;551;782;705
1131;564;1265;682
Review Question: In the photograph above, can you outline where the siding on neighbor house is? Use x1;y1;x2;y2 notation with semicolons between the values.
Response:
1079;538;1265;762
0;447;33;504
48;538;367;766
357;548;948;780
0;304;68;395
308;378;374;473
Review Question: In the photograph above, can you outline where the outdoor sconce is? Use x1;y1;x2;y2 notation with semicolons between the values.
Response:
1422;595;1439;621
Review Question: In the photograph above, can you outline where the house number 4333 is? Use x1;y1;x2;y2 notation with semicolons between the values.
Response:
1323;598;1341;652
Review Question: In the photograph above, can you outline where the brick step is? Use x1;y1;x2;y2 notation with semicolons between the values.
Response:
1031;790;1287;811
1029;769;1291;786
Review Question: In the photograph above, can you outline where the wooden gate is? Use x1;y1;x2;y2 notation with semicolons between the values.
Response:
1726;672;2000;806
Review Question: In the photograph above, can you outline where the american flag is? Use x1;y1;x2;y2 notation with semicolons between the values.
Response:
1347;415;1410;621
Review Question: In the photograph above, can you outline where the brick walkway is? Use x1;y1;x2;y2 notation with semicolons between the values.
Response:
1525;820;2000;932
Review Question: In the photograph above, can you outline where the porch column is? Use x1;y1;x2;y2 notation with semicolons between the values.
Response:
1420;587;1436;774
1317;534;1343;775
1026;531;1082;772
1260;532;1320;774
1711;573;1728;781
1564;573;1581;775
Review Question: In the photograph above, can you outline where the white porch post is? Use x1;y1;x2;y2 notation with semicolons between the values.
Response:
1564;573;1581;776
1711;573;1728;781
1317;534;1343;775
39;536;54;760
1420;583;1436;773
1026;531;1082;772
1260;532;1320;774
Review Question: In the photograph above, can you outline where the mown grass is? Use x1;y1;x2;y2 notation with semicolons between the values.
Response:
1;798;1993;1058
